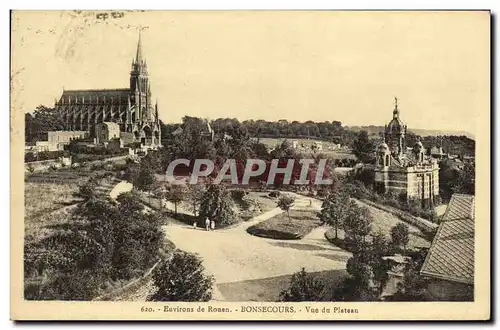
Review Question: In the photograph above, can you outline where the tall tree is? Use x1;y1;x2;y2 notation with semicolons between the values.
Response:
277;195;295;222
135;166;156;192
166;185;186;215
352;131;375;163
369;233;390;296
390;223;410;255
187;184;206;217
343;201;373;254
319;188;350;239
25;105;66;142
199;184;238;226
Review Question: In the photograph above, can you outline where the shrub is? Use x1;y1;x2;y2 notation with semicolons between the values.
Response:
25;152;36;163
26;164;35;173
147;250;214;302
280;268;325;302
268;191;281;198
35;270;103;301
104;163;114;171
230;189;246;201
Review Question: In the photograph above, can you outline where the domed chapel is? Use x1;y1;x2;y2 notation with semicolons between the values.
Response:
373;98;439;207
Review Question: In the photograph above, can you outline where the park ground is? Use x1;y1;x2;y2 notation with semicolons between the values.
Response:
160;192;431;301
25;172;436;302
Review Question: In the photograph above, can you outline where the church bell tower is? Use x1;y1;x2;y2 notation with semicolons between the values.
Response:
129;33;152;130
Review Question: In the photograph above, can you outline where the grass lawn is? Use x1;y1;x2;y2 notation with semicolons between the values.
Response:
134;189;279;226
217;269;348;302
24;182;80;222
245;191;279;212
247;209;322;240
324;200;431;251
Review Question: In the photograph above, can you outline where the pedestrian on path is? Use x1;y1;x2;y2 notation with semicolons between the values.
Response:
193;221;198;230
210;220;216;231
205;218;210;231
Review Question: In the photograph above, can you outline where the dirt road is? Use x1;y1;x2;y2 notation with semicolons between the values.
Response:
164;194;351;301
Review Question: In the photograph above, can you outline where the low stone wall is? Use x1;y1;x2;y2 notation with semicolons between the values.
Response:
360;199;438;232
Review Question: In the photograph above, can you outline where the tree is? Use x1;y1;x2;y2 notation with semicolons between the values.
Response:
391;223;410;254
148;250;214;302
335;231;392;302
391;259;430;301
113;193;164;279
116;192;145;214
166;185;186;215
319;188;350;239
153;183;168;211
135;166;156;192
277;195;295;222
279;268;325;302
186;184;206;216
369;233;390;295
352;131;375;163
199;184;239;226
343;201;373;254
439;160;475;201
453;162;475;196
25;105;66;143
73;179;98;202
339;254;376;301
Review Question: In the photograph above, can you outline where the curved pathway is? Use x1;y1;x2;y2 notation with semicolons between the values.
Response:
164;193;351;301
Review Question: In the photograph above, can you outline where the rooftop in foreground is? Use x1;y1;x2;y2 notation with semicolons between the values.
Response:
420;194;475;285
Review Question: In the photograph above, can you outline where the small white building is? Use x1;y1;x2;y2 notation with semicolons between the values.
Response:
47;131;89;151
95;122;121;145
34;141;50;152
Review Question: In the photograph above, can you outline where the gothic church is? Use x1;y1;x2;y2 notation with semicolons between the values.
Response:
54;35;161;148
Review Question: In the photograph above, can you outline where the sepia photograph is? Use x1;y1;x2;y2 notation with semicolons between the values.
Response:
10;10;490;320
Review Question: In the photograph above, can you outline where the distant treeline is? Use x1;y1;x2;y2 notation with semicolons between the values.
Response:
161;118;359;146
25;105;475;156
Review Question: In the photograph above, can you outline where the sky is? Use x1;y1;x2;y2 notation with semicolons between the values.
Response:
11;11;489;135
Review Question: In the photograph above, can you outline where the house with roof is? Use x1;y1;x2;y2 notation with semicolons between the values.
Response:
420;194;475;301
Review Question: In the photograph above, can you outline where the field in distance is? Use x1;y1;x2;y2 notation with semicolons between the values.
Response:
254;137;356;159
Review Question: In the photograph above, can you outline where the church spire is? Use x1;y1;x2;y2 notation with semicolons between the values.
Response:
135;33;143;64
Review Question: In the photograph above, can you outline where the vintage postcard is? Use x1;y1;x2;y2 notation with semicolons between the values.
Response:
11;10;490;320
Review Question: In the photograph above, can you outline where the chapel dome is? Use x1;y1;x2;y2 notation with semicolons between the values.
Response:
377;141;391;153
386;117;405;134
385;97;406;135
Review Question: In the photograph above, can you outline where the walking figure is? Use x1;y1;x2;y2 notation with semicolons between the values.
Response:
210;220;216;231
205;218;210;231
193;221;197;230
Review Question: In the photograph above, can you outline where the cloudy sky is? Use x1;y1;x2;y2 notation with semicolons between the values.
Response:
11;11;489;134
